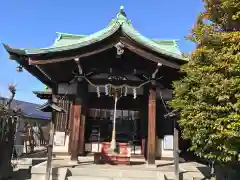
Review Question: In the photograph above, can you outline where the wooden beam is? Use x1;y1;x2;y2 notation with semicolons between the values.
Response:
12;57;54;87
120;38;180;69
28;43;115;65
85;78;146;87
35;65;57;84
87;69;148;81
147;87;156;164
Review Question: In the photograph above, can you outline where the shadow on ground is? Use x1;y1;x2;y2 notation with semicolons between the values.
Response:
11;168;31;180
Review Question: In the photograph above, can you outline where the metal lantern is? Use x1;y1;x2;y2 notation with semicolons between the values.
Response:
16;66;23;72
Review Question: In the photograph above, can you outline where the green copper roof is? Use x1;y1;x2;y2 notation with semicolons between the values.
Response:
3;6;186;61
52;33;86;47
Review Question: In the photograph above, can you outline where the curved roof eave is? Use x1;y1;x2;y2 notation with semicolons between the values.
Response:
3;7;188;63
2;43;27;56
55;32;86;39
2;22;121;56
121;23;187;62
26;22;121;55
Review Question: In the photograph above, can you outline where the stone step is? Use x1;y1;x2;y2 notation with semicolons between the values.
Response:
67;176;112;180
164;172;205;180
67;176;161;180
68;167;166;179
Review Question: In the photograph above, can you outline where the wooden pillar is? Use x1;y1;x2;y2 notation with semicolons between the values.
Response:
68;101;73;154
78;105;86;155
147;87;156;164
70;97;82;161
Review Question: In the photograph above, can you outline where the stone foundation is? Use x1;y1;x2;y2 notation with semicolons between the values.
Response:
31;161;67;180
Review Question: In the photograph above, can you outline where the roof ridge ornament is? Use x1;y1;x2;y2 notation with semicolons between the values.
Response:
120;5;124;13
116;5;129;24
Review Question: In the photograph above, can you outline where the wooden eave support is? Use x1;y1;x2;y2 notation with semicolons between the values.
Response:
28;43;115;65
8;55;54;87
120;38;180;69
34;65;57;84
28;56;57;84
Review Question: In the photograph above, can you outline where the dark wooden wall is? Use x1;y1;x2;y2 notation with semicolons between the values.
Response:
54;92;174;138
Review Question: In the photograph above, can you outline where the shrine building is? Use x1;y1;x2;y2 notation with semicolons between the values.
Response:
3;7;187;165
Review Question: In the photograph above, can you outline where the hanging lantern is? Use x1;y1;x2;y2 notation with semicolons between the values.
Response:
16;65;23;72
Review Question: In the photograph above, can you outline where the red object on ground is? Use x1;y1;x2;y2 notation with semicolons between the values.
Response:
101;142;130;165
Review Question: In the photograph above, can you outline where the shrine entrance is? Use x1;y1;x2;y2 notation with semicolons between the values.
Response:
85;108;142;155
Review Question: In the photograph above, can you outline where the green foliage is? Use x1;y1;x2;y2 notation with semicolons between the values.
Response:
170;0;240;162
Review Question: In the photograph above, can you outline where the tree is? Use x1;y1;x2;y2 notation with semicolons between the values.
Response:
0;84;21;180
170;0;240;163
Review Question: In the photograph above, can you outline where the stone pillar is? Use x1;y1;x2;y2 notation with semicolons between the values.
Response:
147;88;156;164
70;97;82;161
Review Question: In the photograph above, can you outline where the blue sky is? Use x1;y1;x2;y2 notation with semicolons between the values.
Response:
0;0;203;104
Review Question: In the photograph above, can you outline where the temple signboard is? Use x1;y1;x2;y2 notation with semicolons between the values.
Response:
54;132;65;146
163;135;173;150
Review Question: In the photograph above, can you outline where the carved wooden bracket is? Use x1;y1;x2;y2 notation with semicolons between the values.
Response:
114;42;125;57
